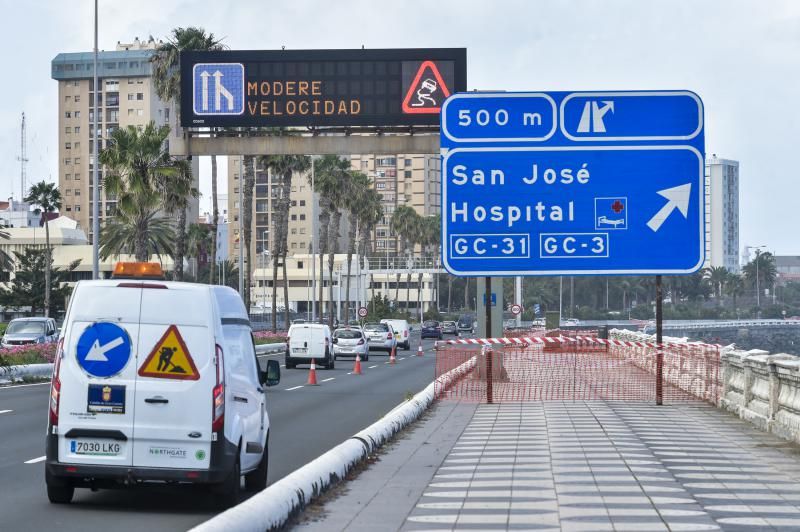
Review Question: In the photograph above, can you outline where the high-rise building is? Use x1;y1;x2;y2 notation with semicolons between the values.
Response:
51;38;198;242
704;155;740;272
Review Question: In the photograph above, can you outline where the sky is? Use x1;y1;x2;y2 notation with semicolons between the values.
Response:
1;0;798;255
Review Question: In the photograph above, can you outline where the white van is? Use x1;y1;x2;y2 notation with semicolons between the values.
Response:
380;319;411;350
285;322;333;369
45;263;280;507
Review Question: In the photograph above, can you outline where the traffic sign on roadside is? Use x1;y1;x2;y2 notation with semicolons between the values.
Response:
441;91;705;277
357;306;369;318
510;304;523;315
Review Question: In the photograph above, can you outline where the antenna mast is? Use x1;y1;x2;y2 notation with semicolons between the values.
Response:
16;112;28;201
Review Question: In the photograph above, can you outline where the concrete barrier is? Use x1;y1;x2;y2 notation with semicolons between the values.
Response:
191;355;477;532
255;343;286;356
0;363;53;384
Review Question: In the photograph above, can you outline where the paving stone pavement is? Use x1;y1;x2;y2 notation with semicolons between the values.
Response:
404;402;800;531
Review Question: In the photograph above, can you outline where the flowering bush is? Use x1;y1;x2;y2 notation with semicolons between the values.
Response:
252;330;288;344
0;342;57;365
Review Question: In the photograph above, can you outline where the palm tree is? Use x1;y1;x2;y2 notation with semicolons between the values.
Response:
743;251;777;297
158;159;197;281
391;205;417;311
185;223;212;279
241;155;256;310
342;171;371;324
418;215;440;319
262;154;312;330
99;212;176;261
703;266;729;301
99;122;178;261
24;181;61;317
151;27;226;283
356;189;383;317
725;273;746;312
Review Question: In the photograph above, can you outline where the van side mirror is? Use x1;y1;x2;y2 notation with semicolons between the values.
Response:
332;337;338;344
262;359;280;387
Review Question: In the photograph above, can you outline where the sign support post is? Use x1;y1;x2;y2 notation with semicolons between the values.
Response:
656;275;664;406
485;275;493;404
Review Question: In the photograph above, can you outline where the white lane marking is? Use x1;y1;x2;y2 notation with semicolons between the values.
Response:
280;365;286;368
24;456;46;464
347;372;353;375
285;385;304;391
321;377;335;382
0;409;12;414
399;357;406;360
0;382;50;390
369;365;378;369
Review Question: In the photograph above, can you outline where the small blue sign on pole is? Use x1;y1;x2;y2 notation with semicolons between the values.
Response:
441;91;705;277
76;323;131;378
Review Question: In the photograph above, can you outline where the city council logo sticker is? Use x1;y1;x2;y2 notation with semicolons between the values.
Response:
138;325;200;380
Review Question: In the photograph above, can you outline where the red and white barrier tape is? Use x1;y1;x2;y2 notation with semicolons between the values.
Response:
435;335;721;350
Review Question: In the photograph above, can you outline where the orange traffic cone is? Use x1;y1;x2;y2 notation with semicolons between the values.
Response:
417;344;424;357
390;344;397;365
307;359;319;386
353;353;363;375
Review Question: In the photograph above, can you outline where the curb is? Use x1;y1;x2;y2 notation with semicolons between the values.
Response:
0;363;54;383
191;355;477;532
255;343;286;356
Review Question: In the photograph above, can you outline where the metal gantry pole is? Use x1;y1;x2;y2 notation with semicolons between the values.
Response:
91;0;100;279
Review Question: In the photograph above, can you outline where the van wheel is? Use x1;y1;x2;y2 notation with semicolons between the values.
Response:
285;357;295;370
46;471;74;504
244;444;268;492
215;454;241;508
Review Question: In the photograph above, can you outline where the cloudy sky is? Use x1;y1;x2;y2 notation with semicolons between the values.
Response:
1;0;798;255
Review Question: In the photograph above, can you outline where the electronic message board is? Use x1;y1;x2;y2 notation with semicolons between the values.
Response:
180;49;467;128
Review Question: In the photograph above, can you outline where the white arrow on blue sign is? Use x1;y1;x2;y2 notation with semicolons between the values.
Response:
76;323;131;378
192;63;245;116
440;91;705;277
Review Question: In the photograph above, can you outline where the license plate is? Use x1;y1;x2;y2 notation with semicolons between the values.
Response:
292;347;307;354
70;439;122;456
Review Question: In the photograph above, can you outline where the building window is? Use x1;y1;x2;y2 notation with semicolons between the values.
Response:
74;173;81;180
299;200;306;207
300;242;306;248
300;228;306;235
75;111;80;118
65;111;71;118
65;189;72;196
65;126;72;134
137;93;144;100
291;228;297;235
291;214;297;221
74;95;80;103
291;243;297;249
299;214;306;220
127;93;135;101
297;261;304;269
74;189;81;196
405;171;411;178
164;108;170;119
74;157;81;165
291;200;297;207
65;205;72;212
137;109;144;116
128;79;135;85
75;205;81;212
64;158;71;165
234;201;240;209
127;109;135;116
74;126;80;134
74;142;80;150
65;142;71;150
404;158;411;166
65;174;72;180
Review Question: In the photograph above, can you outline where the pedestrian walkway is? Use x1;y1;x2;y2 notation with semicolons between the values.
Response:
297;400;800;531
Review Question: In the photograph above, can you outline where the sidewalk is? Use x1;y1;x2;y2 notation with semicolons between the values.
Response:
295;400;800;531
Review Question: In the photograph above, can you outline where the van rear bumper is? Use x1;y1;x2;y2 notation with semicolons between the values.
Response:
45;433;237;486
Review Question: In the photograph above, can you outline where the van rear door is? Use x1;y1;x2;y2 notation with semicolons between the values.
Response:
57;282;142;467
131;285;215;470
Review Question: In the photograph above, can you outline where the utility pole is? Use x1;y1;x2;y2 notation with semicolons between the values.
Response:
91;0;100;279
17;113;28;202
238;155;244;297
311;156;316;321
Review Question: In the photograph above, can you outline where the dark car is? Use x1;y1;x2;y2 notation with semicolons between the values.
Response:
421;320;443;340
457;315;475;334
441;321;459;335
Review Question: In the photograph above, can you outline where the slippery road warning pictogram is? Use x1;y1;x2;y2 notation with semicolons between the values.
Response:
402;61;451;114
138;325;200;380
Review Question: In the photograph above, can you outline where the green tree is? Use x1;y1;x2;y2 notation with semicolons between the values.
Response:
151;27;226;283
241;155;256;309
0;249;79;316
725;273;746;312
158;159;197;281
743;251;777;300
197;259;239;290
391;205;418;309
24;181;61;317
703;266;730;301
99;122;179;262
99;212;176;261
342;171;371;324
185;223;212;279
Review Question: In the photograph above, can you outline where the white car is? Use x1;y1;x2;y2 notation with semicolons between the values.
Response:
332;328;369;361
45;262;280;507
380;319;411;350
362;322;397;353
286;322;334;369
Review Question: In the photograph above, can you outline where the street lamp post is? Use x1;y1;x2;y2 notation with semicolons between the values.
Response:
753;245;766;312
261;230;269;318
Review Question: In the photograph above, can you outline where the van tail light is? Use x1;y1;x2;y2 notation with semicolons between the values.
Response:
387;332;393;340
404;330;408;338
49;338;64;426
325;337;329;347
212;344;225;432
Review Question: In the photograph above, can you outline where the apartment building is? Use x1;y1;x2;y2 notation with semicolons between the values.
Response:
51;37;198;242
704;155;740;273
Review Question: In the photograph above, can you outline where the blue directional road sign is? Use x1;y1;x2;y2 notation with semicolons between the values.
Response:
76;323;131;378
441;91;704;276
192;63;245;116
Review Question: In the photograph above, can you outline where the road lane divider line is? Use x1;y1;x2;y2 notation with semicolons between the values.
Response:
368;365;378;369
0;409;12;414
0;382;50;390
321;378;335;382
24;456;46;464
191;354;478;532
285;385;304;391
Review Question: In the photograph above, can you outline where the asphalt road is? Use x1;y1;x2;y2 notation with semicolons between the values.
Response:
0;331;455;532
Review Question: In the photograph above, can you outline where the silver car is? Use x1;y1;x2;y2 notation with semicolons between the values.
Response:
1;317;58;348
362;322;397;353
332;328;369;361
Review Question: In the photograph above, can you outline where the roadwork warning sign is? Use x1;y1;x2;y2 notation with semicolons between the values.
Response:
138;325;200;380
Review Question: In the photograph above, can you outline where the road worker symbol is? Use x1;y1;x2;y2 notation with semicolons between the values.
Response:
139;325;200;380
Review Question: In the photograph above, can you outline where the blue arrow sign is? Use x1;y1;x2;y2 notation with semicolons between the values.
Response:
76;323;131;378
441;91;705;276
192;63;245;116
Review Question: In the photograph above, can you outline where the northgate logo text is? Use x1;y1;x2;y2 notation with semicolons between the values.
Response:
246;81;361;117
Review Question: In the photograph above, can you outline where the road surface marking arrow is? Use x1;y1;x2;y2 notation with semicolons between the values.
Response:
647;183;692;232
85;336;125;362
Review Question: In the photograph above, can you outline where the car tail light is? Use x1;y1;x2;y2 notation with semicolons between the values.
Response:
49;338;64;426
212;344;225;432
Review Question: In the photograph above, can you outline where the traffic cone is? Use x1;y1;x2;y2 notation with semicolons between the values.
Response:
417;344;424;357
390;344;397;365
307;359;319;386
353;353;363;375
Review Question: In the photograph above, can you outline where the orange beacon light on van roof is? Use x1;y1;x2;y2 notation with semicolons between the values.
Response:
111;262;165;280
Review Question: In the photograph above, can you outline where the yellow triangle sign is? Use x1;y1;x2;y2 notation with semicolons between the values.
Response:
138;325;200;380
